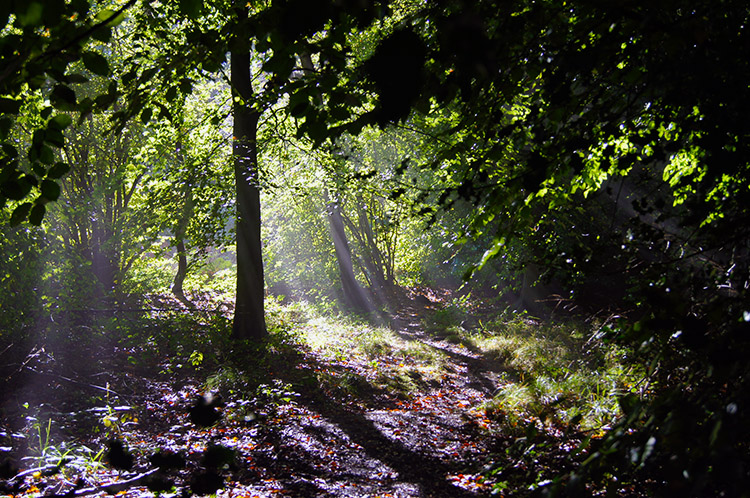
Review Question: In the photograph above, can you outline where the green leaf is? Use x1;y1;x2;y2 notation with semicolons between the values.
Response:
140;107;153;124
122;70;137;85
77;98;94;123
29;203;45;225
10;203;32;224
288;92;309;117
44;128;64;147
16;2;43;26
39;145;55;164
31;130;44;147
155;102;171;121
82;51;110;76
477;237;505;270
94;93;115;110
165;86;179;102
50;84;77;111
3;181;29;201
1;143;18;159
95;8;126;26
0;97;22;114
0;117;13;139
48;162;70;179
66;73;90;84
91;26;112;43
179;78;193;94
179;0;203;18
40;179;60;201
49;114;73;130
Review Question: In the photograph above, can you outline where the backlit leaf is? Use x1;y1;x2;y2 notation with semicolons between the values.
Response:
95;8;126;26
40;179;60;201
82;51;110;76
10;202;32;225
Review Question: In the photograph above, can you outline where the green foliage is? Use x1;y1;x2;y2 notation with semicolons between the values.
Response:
0;0;137;223
0;224;43;336
2;0;750;493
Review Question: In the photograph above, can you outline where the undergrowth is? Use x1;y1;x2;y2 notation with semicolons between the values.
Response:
215;296;642;439
1;292;643;497
468;317;641;434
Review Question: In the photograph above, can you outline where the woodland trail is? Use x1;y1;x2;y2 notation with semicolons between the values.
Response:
187;296;509;497
1;295;518;497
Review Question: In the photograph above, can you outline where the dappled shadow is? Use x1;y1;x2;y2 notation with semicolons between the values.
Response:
254;346;486;497
387;300;516;396
1;296;502;497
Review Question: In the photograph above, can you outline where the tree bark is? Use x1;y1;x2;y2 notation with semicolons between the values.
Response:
172;238;194;307
171;140;195;308
231;11;267;341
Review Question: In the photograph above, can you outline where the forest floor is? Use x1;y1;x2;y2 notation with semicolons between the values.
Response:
0;289;601;497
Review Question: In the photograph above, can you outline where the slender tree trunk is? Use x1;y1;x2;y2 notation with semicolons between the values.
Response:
172;238;194;307
326;193;373;312
356;203;390;289
171;140;195;308
231;13;267;340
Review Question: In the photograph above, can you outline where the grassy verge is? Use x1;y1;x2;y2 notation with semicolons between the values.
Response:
254;297;644;436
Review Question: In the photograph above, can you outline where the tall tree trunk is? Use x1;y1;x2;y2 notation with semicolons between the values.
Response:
231;11;267;341
326;192;373;312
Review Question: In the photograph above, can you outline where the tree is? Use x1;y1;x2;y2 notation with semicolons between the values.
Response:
6;1;750;490
325;191;374;313
51;112;153;306
229;2;266;340
376;2;750;494
106;0;386;340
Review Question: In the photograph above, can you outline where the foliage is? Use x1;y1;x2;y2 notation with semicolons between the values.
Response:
0;0;136;224
3;0;750;493
0;224;43;336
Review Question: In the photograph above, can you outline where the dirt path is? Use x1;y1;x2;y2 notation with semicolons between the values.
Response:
198;299;508;497
2;298;511;497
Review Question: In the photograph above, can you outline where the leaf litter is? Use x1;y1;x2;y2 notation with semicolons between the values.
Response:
0;293;599;497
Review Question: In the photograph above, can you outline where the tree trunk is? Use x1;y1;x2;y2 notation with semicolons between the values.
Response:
171;140;195;308
172;238;194;307
90;218;116;301
356;202;390;289
326;193;373;312
231;14;267;341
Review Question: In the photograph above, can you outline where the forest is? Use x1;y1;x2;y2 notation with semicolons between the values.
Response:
1;0;749;496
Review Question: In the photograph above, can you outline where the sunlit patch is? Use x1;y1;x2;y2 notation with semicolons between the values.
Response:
448;472;490;492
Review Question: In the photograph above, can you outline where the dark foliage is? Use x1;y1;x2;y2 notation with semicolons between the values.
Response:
105;439;134;471
189;394;223;427
149;449;186;470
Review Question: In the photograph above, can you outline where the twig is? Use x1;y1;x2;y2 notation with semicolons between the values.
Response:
4;345;44;383
10;463;64;482
0;342;13;358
